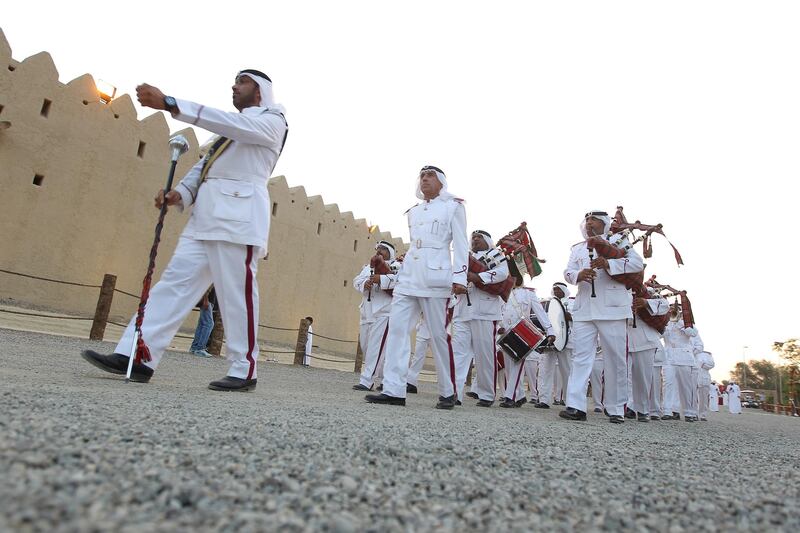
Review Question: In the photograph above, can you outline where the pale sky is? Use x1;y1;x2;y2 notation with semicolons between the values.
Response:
4;1;799;381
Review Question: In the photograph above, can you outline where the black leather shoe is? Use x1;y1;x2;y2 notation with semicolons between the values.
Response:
558;407;587;421
476;399;494;407
436;395;455;410
365;393;405;406
625;408;636;419
466;392;479;399
603;408;610;417
650;415;661;421
534;402;550;409
81;350;153;383
208;376;257;391
376;384;383;391
352;384;373;391
594;408;603;413
661;414;673;420
672;412;681;421
685;416;697;422
609;415;625;424
499;397;516;408
515;397;528;407
455;400;462;406
637;412;650;422
407;384;418;394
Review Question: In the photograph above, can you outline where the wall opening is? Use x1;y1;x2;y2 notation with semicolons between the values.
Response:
137;141;146;158
317;222;322;235
7;65;15;72
272;202;278;216
40;99;52;118
353;239;358;252
33;174;44;187
343;280;348;287
0;104;4;115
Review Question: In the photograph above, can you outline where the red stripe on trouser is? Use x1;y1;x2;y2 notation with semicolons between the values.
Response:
511;363;524;401
371;320;390;378
601;372;605;405
445;301;456;396
244;245;256;380
492;321;498;397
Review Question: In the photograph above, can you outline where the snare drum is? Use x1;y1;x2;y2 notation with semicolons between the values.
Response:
497;317;546;362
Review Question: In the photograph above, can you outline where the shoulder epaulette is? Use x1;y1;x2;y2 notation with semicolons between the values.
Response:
571;241;587;249
404;203;420;214
453;197;464;203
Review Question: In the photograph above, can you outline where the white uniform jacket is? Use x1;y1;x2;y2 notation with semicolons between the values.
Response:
173;100;287;257
500;287;554;336
563;236;644;321
353;263;398;322
663;318;701;366
627;297;669;352
696;351;715;386
555;296;575;350
453;249;509;322
394;196;469;299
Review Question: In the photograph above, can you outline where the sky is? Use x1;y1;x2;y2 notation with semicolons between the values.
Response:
3;1;799;381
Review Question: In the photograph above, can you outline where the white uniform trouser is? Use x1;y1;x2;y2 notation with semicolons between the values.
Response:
116;236;260;380
452;319;498;402
502;353;538;401
674;364;698;417
591;357;604;410
567;320;627;416
626;354;634;408
359;316;390;388
663;364;680;414
629;348;656;415
697;383;710;418
523;357;539;401
537;349;572;405
381;294;455;399
358;322;369;362
649;365;664;416
407;335;431;387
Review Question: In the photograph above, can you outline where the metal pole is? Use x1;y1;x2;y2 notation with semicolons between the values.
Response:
741;345;748;388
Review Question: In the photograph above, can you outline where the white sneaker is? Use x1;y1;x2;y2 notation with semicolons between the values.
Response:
192;349;213;358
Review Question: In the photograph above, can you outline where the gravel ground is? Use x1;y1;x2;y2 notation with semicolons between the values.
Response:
1;328;798;532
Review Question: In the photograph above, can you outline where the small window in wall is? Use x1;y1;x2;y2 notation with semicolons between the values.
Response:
272;202;278;216
317;222;322;235
0;104;4;114
40;99;52;117
343;280;348;287
137;141;146;158
33;174;44;186
353;240;358;252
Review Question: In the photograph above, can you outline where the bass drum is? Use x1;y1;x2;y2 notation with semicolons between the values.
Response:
546;297;569;351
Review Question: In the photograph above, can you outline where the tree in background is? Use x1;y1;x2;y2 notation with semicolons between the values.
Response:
772;339;800;404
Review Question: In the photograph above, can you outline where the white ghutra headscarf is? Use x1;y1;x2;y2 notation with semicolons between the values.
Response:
580;210;611;240
237;69;286;114
416;165;457;201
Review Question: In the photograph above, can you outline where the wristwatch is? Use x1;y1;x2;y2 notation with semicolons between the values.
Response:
163;95;178;113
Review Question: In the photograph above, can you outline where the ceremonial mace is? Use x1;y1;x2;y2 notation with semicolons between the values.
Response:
125;135;189;382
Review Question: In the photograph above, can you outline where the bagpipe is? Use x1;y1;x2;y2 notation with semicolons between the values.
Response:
469;222;545;302
644;274;695;329
368;254;400;298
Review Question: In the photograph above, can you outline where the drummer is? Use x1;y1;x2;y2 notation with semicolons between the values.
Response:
535;283;573;409
499;267;555;408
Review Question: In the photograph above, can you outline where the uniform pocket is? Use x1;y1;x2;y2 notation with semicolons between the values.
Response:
605;285;629;307
212;181;254;222
426;258;452;289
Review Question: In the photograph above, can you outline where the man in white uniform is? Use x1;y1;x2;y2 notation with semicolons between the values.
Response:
627;289;669;421
709;381;720;412
352;242;399;390
365;166;469;409
407;313;431;394
535;283;572;409
663;305;703;421
727;381;742;414
559;211;643;423
82;70;287;391
696;350;715;420
499;279;554;408
452;230;510;406
649;346;667;420
303;317;314;366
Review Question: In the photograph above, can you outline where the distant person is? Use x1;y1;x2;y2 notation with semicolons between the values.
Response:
695;350;715;420
303;317;314;366
727;380;742;414
709;381;720;413
190;287;216;357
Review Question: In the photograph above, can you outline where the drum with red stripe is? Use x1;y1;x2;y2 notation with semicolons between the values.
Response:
497;317;545;362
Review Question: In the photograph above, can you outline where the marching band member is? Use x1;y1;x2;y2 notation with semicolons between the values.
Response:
365;166;468;409
696;350;715;420
559;210;644;423
649;346;666;420
406;313;431;394
627;288;669;422
534;283;573;409
499;276;554;408
663;304;703;422
82;69;288;391
352;241;399;391
303;317;314;366
452;230;510;407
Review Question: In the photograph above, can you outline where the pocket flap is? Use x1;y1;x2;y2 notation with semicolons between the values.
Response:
219;181;254;198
